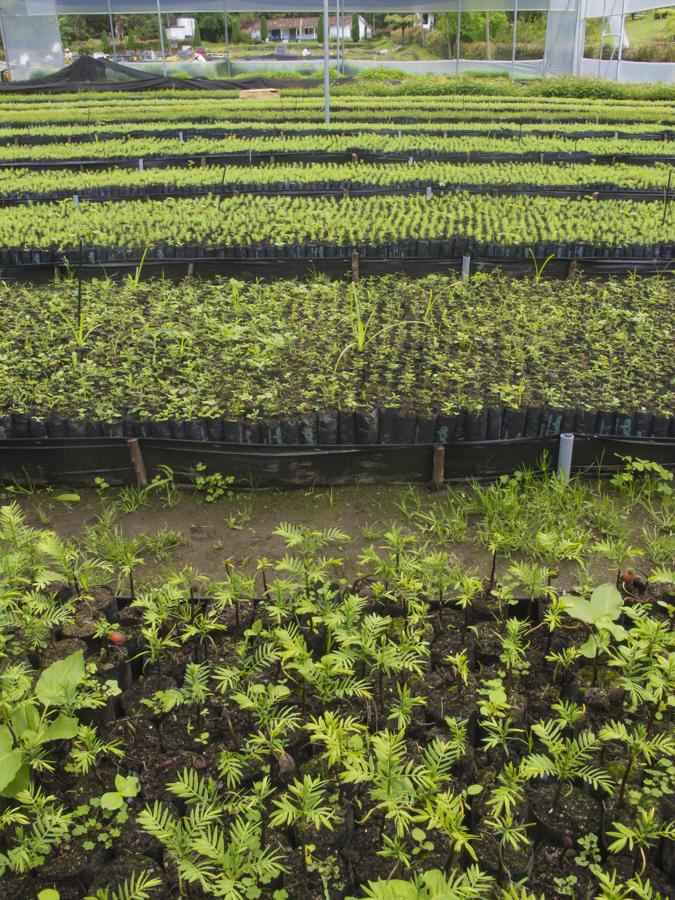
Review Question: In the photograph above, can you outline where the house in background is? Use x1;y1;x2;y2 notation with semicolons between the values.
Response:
166;17;196;42
245;15;372;42
414;13;435;30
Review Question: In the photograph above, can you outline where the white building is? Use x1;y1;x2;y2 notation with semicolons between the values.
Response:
246;15;372;42
166;17;196;42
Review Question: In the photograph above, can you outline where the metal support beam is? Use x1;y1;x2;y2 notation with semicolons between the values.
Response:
323;0;330;123
155;0;167;76
456;0;461;75
106;0;118;63
616;0;628;81
223;1;231;77
511;0;518;79
335;0;341;77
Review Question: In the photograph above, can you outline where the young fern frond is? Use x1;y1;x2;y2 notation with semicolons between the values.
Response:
167;768;221;809
85;870;163;900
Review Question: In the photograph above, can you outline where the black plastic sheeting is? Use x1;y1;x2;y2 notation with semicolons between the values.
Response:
3;407;674;444
1;181;666;207
0;55;327;95
0;435;673;488
2;148;673;172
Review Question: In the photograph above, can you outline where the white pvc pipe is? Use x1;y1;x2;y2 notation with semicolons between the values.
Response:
461;254;471;280
558;433;575;481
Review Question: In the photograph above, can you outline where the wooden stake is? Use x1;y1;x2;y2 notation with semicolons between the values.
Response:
431;444;445;491
127;438;148;488
351;251;360;282
567;260;577;280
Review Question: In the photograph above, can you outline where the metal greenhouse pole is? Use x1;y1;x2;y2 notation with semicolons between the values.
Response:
616;0;627;81
456;0;462;75
106;0;118;62
323;0;330;122
223;0;231;76
155;0;167;75
511;0;518;79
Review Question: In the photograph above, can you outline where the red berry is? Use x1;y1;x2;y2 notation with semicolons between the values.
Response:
108;631;126;646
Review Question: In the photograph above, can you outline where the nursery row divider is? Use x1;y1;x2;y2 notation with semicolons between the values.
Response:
2;125;671;148
3;183;672;208
1;251;672;285
3;148;674;173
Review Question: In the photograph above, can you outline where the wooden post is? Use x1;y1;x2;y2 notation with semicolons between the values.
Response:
127;438;148;488
351;152;358;164
431;444;445;491
567;260;577;280
351;251;360;282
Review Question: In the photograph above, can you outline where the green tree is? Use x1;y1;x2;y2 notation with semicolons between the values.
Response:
100;31;112;54
317;14;325;43
384;14;415;41
260;15;268;41
195;14;224;42
192;22;201;44
230;16;241;44
351;14;360;43
126;31;136;51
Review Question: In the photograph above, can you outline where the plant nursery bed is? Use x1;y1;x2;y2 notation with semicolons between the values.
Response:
1;459;674;899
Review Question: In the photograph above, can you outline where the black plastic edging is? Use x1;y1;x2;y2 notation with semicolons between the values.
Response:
5;406;674;444
1;148;673;172
1;255;672;283
1;182;667;208
0;435;672;488
1;243;672;284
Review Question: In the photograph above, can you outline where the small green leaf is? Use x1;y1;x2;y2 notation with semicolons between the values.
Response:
100;792;124;811
42;714;79;743
114;774;139;798
0;725;23;793
37;890;61;900
35;650;85;707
